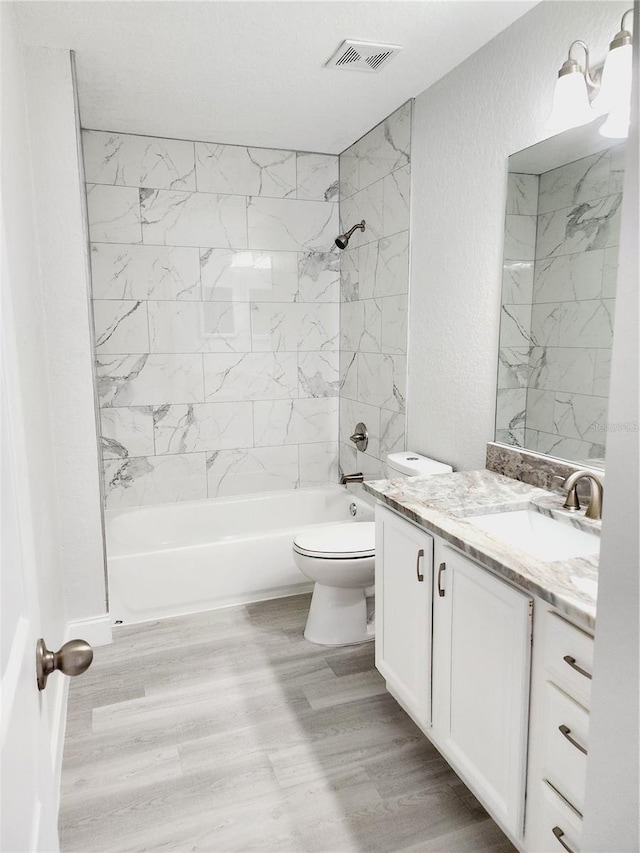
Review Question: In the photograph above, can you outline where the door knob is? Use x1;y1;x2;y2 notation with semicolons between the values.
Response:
36;638;93;691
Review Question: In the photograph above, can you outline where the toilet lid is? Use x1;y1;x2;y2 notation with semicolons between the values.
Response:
293;522;375;558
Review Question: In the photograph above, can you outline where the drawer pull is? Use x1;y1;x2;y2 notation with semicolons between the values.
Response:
437;562;446;597
563;654;592;680
552;826;576;853
559;724;588;756
416;549;424;582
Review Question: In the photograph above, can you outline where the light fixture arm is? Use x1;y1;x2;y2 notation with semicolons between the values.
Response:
561;40;598;91
610;9;634;49
547;8;633;137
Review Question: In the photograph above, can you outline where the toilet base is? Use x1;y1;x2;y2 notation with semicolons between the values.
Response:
304;583;374;646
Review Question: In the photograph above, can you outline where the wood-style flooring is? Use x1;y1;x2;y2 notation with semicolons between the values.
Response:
60;594;515;853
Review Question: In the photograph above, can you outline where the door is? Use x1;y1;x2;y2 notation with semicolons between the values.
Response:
1;246;60;852
375;504;434;729
432;542;532;840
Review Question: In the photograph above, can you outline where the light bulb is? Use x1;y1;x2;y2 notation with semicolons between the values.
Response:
545;71;595;132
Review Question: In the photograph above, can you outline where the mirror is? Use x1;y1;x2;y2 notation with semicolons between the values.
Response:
496;122;626;469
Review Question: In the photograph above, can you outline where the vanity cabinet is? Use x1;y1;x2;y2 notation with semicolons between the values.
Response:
525;608;594;853
432;543;533;840
375;505;434;729
375;506;533;845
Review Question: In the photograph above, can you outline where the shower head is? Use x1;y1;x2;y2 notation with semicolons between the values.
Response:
335;220;366;249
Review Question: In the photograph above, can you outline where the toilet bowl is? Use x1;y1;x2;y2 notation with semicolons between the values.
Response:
293;452;453;647
293;522;375;646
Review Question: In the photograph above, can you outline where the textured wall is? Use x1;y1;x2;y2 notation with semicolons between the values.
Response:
83;131;340;507
338;102;411;479
409;1;629;472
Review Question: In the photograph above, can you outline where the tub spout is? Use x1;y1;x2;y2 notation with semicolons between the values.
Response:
340;472;364;485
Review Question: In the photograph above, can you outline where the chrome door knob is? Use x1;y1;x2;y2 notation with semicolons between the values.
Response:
36;637;93;691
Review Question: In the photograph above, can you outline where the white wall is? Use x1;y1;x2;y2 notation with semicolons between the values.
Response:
582;8;639;849
21;46;108;624
408;0;628;471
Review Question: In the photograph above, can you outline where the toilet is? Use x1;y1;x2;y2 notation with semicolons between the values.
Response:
292;452;453;646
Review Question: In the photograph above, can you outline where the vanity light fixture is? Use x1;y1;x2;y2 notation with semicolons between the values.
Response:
545;9;634;137
545;40;597;132
594;9;634;139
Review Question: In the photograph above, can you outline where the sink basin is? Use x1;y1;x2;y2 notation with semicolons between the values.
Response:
467;510;600;562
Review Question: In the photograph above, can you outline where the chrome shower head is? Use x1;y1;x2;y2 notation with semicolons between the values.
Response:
335;220;366;249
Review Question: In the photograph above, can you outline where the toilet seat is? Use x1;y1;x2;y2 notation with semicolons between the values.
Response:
293;522;375;559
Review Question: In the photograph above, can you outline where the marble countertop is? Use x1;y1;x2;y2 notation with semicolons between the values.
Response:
363;469;599;631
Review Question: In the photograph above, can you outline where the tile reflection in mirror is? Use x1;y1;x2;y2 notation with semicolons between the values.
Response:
496;123;625;468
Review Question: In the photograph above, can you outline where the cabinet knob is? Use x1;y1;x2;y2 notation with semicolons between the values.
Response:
437;562;446;597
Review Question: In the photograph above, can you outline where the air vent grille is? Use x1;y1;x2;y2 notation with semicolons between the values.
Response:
337;46;360;67
325;40;402;73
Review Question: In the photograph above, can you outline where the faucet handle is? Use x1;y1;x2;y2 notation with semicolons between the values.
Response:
562;486;581;512
349;422;368;452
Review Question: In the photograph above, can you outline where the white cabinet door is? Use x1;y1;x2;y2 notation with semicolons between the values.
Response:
375;505;433;729
432;542;532;840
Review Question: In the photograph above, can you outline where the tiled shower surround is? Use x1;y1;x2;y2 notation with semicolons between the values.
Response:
497;144;623;464
338;102;411;479
84;130;340;507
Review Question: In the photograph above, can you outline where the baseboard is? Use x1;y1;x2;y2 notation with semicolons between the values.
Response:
66;613;113;647
50;613;113;811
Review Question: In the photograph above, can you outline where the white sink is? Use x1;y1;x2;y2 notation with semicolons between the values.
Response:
467;509;600;562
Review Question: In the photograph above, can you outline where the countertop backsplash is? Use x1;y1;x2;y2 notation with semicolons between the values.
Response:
486;441;604;497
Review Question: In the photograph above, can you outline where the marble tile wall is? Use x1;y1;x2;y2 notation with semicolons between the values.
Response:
497;145;623;465
83;130;340;507
338;102;411;479
496;172;539;448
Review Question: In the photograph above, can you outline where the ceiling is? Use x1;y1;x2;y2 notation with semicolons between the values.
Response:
13;1;538;154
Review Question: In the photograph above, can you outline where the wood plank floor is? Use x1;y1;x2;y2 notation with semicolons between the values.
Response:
60;594;516;853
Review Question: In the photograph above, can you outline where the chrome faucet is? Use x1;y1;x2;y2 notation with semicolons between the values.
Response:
340;472;364;485
562;470;604;520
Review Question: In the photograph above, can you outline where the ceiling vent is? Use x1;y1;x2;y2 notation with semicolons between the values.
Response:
324;40;402;73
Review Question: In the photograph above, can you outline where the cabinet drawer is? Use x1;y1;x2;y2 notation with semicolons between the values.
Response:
530;780;583;853
543;683;589;815
544;612;594;707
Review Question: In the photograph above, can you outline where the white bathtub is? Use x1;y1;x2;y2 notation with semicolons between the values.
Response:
106;486;374;625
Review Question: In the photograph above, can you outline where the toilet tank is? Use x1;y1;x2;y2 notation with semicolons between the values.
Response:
386;452;453;477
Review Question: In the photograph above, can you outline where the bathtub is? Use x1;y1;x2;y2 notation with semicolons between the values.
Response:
106;486;374;624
